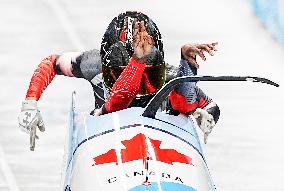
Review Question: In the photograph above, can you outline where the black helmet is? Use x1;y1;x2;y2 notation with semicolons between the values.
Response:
100;11;165;98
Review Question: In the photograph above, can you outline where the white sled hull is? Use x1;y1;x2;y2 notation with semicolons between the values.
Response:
63;107;217;191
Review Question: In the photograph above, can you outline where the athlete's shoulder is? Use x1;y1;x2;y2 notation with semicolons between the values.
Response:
73;49;102;81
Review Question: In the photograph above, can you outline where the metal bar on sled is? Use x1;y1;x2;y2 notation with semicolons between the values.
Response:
143;76;279;119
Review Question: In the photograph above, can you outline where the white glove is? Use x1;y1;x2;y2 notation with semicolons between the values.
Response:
18;100;45;150
193;108;216;144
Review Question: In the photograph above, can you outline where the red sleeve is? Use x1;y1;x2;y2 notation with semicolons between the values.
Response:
104;57;146;113
26;55;57;100
169;90;210;114
142;72;156;94
169;90;199;114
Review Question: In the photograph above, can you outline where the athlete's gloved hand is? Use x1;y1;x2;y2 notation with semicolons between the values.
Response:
181;42;218;69
193;108;216;144
18;100;45;151
133;20;154;63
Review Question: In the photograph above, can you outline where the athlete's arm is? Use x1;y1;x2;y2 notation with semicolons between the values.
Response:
168;43;219;119
25;54;58;100
19;49;102;142
25;49;102;101
168;59;199;113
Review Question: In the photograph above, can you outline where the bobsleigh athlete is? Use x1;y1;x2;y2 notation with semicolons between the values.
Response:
18;11;220;144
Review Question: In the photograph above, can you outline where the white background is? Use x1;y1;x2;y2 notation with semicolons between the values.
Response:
0;0;284;190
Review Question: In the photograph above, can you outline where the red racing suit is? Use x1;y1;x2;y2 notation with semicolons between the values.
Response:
25;50;220;123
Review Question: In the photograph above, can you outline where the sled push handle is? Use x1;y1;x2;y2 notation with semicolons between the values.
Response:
142;76;279;119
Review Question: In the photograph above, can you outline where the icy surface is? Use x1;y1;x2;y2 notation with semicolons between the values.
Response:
0;0;283;190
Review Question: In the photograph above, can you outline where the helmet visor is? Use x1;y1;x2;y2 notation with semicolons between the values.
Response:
103;64;165;96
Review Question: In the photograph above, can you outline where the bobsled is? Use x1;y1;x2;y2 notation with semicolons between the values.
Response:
61;76;279;191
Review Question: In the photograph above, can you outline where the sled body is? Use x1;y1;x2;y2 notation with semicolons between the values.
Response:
62;100;217;191
61;75;280;190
